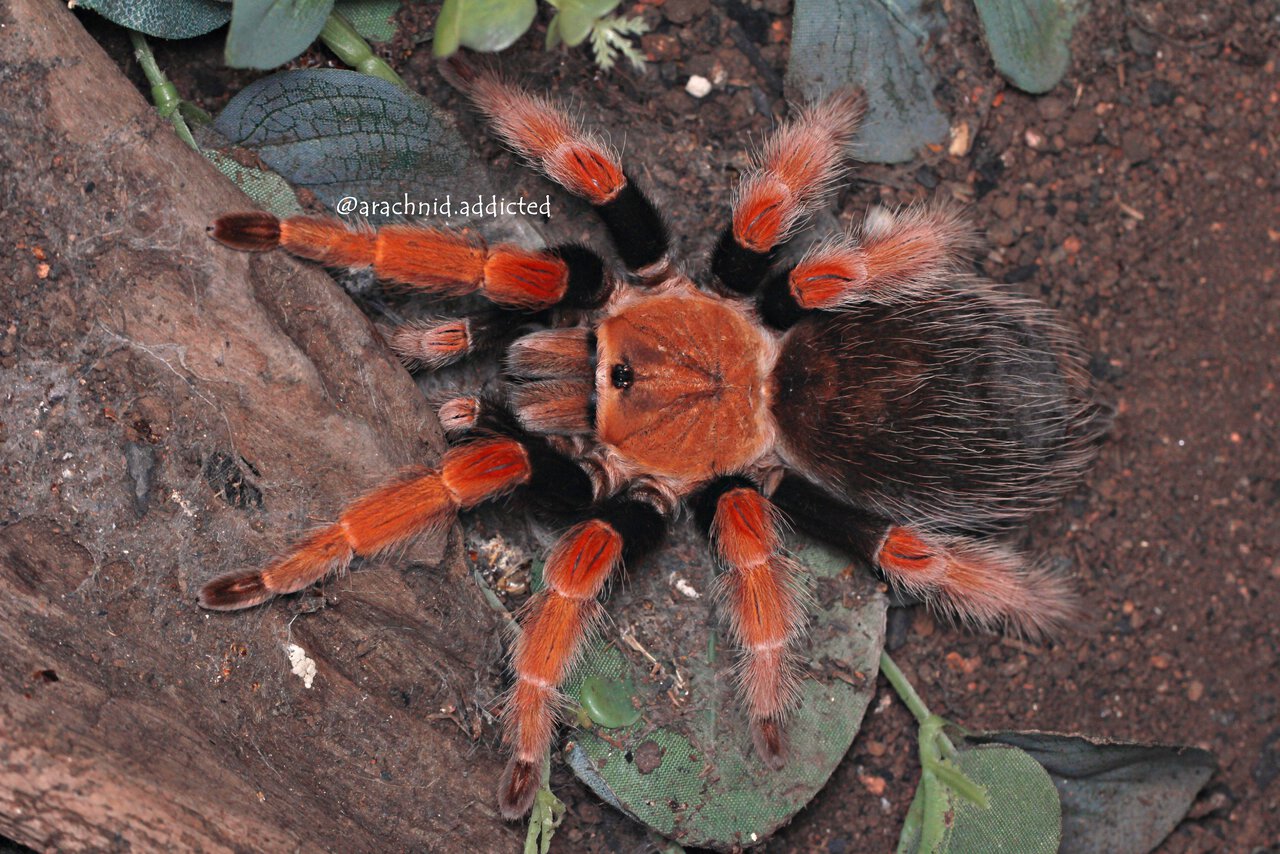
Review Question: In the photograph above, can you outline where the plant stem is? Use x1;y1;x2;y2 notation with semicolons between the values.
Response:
129;31;199;152
879;651;931;725
319;11;406;88
881;651;959;757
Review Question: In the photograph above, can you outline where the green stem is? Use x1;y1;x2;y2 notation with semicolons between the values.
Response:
129;31;199;151
319;11;406;88
879;651;931;725
881;651;958;757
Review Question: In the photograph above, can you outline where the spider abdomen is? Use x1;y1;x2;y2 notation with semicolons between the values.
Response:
771;285;1099;533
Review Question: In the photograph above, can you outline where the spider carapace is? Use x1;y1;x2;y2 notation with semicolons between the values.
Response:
201;59;1101;818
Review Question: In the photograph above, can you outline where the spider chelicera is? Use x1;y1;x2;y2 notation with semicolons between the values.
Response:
201;59;1101;819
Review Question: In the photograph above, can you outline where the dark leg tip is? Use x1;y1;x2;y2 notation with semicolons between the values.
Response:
210;212;281;252
199;570;271;611
751;718;789;771
497;758;540;820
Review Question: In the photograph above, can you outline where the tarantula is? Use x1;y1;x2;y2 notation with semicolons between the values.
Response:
201;61;1100;819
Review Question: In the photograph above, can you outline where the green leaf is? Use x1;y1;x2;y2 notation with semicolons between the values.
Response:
434;0;535;56
974;731;1217;854
77;0;230;39
226;0;335;70
974;0;1082;94
212;69;469;216
900;745;1062;853
545;13;563;50
786;0;949;163
561;529;888;850
433;0;463;57
203;150;305;219
334;0;400;43
557;0;620;47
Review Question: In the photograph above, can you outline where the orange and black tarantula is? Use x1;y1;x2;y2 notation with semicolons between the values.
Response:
201;61;1102;818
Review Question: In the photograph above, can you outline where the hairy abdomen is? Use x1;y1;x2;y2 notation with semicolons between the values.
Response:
770;284;1101;533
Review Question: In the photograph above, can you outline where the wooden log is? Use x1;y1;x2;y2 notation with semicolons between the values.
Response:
0;0;519;849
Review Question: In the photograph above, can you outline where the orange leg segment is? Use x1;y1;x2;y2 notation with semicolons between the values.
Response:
199;438;531;610
709;487;806;768
790;204;976;309
452;65;626;205
210;213;568;309
732;89;864;253
877;526;1076;639
499;519;624;818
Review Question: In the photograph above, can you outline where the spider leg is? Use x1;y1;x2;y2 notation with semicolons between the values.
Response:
198;437;532;609
770;476;1077;639
499;490;670;819
211;214;609;311
385;307;534;372
711;89;865;296
447;60;670;276
692;477;808;769
757;203;977;328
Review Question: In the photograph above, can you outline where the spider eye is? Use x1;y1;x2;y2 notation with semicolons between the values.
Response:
610;363;634;389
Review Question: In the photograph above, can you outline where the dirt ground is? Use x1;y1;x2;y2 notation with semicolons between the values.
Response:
18;0;1280;850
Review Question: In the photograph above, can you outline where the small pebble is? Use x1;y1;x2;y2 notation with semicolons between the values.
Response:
686;75;712;98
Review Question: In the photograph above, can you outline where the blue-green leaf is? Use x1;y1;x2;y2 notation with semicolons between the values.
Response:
787;0;949;163
226;0;335;70
213;69;469;215
974;0;1082;94
77;0;230;39
975;732;1216;854
334;0;400;43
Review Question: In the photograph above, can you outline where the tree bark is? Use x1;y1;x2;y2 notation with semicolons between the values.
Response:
0;0;518;849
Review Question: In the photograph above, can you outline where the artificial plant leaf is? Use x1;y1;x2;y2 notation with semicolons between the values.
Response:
441;0;537;54
212;69;469;216
898;745;1061;853
334;0;400;43
557;0;621;47
787;0;949;163
226;0;334;69
561;529;888;851
203;150;305;219
973;0;1082;94
973;731;1217;854
225;0;335;69
76;0;230;39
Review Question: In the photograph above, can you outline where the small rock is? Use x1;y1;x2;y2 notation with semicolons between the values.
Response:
914;165;939;189
1064;111;1097;146
858;773;887;796
1037;97;1069;120
948;121;973;157
685;75;712;98
1149;79;1177;107
1126;26;1158;57
988;222;1019;247
1121;128;1152;163
1150;653;1171;670
1187;680;1205;702
993;195;1019;220
633;740;664;774
663;0;709;25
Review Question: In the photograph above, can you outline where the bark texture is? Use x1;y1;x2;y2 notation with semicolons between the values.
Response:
0;0;517;849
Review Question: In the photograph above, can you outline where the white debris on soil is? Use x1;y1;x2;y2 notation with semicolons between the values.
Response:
668;573;701;599
287;643;317;689
685;75;712;98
